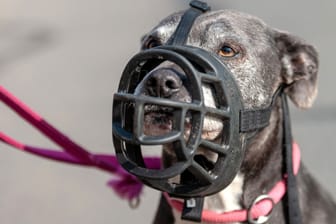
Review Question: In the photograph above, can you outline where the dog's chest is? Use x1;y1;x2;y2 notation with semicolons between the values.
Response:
173;173;244;224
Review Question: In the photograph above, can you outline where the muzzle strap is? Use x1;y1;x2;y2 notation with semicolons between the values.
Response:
167;0;210;46
239;86;284;133
239;108;272;133
282;94;302;224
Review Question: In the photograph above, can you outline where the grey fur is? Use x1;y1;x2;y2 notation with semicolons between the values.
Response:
135;9;335;224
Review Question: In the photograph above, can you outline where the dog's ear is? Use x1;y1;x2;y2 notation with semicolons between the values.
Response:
274;30;319;109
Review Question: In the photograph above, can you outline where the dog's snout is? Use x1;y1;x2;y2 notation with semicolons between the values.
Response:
146;69;182;97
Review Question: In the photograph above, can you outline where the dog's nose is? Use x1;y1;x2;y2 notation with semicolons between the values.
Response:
145;69;182;97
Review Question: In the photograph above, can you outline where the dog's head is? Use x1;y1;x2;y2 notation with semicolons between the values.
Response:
113;6;319;198
134;9;318;157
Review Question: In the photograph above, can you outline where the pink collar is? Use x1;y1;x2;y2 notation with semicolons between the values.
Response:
164;142;301;223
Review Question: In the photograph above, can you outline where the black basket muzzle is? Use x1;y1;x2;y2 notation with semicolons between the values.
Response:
112;45;245;198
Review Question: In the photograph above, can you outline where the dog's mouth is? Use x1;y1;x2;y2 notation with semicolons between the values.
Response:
143;105;175;136
143;105;192;137
143;104;223;140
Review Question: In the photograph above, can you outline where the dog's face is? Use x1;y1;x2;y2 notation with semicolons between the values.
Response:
134;10;318;166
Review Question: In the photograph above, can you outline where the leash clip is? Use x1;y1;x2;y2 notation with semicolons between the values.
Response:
247;195;275;224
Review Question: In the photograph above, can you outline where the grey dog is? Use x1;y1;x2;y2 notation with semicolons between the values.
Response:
133;8;336;224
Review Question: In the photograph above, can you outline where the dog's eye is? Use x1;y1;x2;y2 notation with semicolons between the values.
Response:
218;45;237;57
144;38;161;49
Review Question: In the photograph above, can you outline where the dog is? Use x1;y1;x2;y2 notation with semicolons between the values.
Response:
132;8;336;224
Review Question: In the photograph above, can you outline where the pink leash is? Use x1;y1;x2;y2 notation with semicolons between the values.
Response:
0;85;161;202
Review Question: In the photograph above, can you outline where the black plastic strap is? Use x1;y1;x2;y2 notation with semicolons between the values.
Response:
239;86;284;133
181;197;204;222
167;0;210;46
239;108;272;133
282;94;302;224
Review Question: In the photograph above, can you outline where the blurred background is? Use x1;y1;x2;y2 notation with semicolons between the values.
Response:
0;0;335;223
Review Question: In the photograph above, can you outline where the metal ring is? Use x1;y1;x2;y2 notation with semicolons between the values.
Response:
247;195;275;224
128;197;141;209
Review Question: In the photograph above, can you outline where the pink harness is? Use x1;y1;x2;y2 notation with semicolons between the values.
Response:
0;85;301;223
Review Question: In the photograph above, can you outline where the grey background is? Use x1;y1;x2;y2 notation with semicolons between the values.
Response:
0;0;335;223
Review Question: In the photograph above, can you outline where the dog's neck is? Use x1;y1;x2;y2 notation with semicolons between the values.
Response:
241;100;284;207
169;101;285;223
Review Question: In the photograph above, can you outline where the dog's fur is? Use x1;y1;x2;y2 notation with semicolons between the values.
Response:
134;9;336;223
